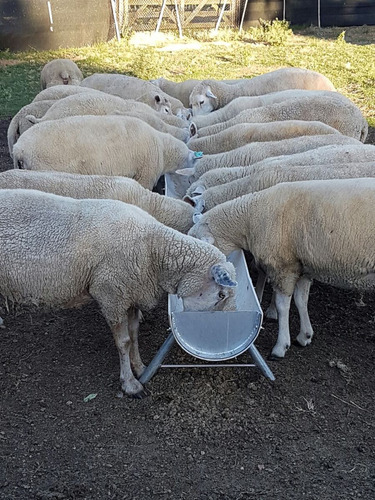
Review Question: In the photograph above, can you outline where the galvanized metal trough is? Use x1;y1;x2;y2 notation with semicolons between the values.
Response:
139;172;275;386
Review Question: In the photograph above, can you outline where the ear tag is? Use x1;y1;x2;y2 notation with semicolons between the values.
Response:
194;151;203;159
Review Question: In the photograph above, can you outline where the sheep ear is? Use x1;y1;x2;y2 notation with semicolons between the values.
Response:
183;195;196;207
211;265;237;287
189;122;197;137
206;88;217;99
175;167;195;176
26;114;39;124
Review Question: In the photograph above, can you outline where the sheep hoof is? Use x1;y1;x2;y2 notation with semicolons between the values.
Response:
131;388;150;399
267;353;284;362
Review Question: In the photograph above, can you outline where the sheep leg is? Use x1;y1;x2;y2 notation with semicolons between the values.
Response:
128;307;146;378
269;291;292;360
294;276;314;347
111;318;147;398
265;291;278;320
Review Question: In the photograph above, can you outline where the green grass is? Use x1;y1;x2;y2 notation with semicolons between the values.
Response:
1;24;375;126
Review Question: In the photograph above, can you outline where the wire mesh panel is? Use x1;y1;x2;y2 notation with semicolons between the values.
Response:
118;0;241;32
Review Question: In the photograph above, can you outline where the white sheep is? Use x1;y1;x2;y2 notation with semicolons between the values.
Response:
185;162;375;212
81;73;189;117
0;189;237;396
185;144;375;194
151;77;246;108
188;178;375;359
26;92;194;144
0;170;195;233
40;59;84;89
192;89;340;129
188;120;340;154
177;134;361;181
7;100;55;158
33;84;99;102
13;115;202;190
195;94;368;142
189;67;336;115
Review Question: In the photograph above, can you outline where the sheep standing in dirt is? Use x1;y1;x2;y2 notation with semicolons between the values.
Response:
40;59;83;89
0;170;195;233
7;100;55;158
13;115;201;190
185;162;375;212
195;95;368;142
81;73;189;117
0;189;237;396
26;92;194;143
189;67;336;115
178;134;360;181
187;120;340;154
188;178;375;359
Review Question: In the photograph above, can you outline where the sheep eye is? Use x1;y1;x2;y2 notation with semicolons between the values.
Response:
218;291;225;300
199;100;204;105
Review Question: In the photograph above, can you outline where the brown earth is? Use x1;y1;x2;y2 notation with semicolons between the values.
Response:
0;118;374;500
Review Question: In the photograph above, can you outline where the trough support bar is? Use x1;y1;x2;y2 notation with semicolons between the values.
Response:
248;344;275;381
139;330;175;385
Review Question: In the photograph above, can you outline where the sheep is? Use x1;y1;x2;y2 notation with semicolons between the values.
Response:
195;95;368;142
80;73;189;118
7;100;55;158
184;162;375;212
0;170;196;233
0;189;237;396
187;120;340;154
189;67;336;115
40;58;84;89
177;134;361;181
13;115;202;190
192;89;341;129
150;77;247;108
188;178;375;360
33;84;99;102
185;143;375;195
25;92;194;144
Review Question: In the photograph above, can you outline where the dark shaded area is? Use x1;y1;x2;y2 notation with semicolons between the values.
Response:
242;0;375;29
0;117;375;499
0;0;113;51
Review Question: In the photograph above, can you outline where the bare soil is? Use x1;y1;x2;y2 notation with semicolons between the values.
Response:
0;118;374;500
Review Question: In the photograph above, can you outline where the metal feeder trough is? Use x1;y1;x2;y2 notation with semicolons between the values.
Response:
139;173;275;386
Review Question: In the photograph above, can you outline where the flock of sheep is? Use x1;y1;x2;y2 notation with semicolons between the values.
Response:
3;57;375;397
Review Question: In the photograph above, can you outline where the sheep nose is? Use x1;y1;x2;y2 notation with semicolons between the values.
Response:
62;78;69;85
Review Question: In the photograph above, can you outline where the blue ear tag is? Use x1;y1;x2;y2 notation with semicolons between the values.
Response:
194;151;203;159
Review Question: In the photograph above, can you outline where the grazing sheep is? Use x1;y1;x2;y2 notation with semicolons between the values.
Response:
195;95;368;142
0;189;237;396
188;178;375;359
81;73;189;117
185;162;375;212
189;67;336;115
40;58;84;89
33;84;99;102
188;120;340;154
0;170;195;233
13;115;202;190
192;89;340;129
7;100;55;158
177;135;361;181
26;92;194;143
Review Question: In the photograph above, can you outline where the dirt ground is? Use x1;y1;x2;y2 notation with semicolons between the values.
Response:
0;117;374;500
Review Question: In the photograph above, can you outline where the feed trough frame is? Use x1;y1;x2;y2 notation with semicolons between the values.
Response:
139;173;275;386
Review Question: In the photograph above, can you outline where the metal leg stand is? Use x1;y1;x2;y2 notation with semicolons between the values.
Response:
248;344;275;381
139;330;175;384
